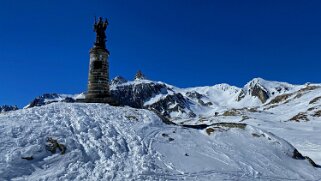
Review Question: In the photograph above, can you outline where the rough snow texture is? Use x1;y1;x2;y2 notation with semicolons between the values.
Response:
1;103;320;180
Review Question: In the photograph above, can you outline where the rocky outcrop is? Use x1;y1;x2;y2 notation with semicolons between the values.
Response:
267;93;292;105
0;105;18;113
111;80;195;118
242;78;295;103
147;93;196;118
236;90;245;101
25;93;75;109
250;84;269;103
186;91;212;106
289;112;309;122
111;81;168;108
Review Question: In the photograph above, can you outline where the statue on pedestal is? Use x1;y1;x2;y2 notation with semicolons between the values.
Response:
94;17;108;49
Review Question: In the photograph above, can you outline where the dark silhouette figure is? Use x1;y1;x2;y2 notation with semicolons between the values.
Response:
94;17;108;49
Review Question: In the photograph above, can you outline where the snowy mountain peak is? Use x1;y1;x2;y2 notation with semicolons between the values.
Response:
110;76;127;85
245;77;295;92
134;70;146;80
242;78;297;103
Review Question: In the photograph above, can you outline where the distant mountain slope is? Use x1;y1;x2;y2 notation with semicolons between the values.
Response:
24;77;313;119
23;77;321;122
0;103;320;180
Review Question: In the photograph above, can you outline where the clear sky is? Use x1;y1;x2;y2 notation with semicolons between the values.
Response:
0;0;320;107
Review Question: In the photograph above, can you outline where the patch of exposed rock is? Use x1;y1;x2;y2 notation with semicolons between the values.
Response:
309;96;321;105
25;94;75;108
0;105;18;113
250;84;269;103
186;91;212;106
223;109;241;116
267;93;293;105
111;80;195;118
313;110;321;117
289;112;309;122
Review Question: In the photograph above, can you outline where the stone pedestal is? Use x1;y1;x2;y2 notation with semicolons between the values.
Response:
86;47;109;99
83;47;117;105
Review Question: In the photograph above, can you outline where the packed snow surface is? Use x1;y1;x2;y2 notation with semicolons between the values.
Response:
0;103;320;180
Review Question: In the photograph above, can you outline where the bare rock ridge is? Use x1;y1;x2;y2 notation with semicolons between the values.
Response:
249;84;270;103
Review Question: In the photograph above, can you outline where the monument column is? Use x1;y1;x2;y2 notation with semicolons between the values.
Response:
84;17;116;104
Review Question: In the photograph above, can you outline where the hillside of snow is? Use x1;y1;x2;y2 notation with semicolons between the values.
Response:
1;103;320;180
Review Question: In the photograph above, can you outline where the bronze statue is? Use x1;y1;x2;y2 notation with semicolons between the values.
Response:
94;17;108;49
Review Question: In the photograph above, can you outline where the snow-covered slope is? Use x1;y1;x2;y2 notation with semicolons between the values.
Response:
183;83;321;164
1;103;320;180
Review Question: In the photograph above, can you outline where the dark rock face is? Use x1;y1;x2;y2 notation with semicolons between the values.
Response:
186;91;212;106
186;91;203;100
237;90;245;101
27;81;196;118
0;105;18;113
292;149;320;167
111;81;195;117
238;81;270;103
111;82;167;108
250;84;269;103
147;93;196;118
26;94;75;108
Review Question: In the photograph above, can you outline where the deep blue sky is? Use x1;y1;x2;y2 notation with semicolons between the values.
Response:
0;0;320;107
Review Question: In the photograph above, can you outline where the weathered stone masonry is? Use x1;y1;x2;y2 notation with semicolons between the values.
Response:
86;47;110;99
